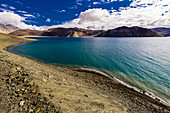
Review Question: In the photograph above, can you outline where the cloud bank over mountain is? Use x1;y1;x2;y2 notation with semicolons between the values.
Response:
56;0;170;29
0;11;43;30
0;0;169;30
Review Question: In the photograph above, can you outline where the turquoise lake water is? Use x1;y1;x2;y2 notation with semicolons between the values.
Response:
7;37;170;104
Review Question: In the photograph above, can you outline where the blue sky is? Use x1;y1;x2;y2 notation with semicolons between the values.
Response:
0;0;170;30
0;0;132;26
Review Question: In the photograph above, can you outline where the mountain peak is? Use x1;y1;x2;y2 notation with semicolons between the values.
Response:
0;24;19;34
10;26;164;37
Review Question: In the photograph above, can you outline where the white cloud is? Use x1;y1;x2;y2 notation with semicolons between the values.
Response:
1;4;16;10
15;1;23;5
23;14;35;18
76;0;127;4
0;8;14;12
1;0;169;31
76;3;82;5
1;4;8;7
17;10;27;13
46;18;51;22
53;9;66;13
52;0;170;30
78;8;110;24
93;2;102;5
0;11;45;30
61;10;66;12
9;6;16;10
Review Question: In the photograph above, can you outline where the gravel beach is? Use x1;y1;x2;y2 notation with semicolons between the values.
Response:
0;33;169;113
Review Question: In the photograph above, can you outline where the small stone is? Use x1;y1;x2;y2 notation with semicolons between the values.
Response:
21;88;25;91
31;101;37;105
23;106;27;111
16;88;20;92
27;80;34;86
48;75;53;78
13;92;18;97
16;67;21;70
60;100;64;103
6;79;11;84
39;99;44;102
84;94;88;97
42;79;47;82
33;93;39;97
29;109;34;113
32;89;36;93
18;93;22;97
22;73;29;76
19;101;25;106
23;78;27;83
10;75;14;79
35;108;40;113
49;94;54;99
12;87;15;90
24;89;28;93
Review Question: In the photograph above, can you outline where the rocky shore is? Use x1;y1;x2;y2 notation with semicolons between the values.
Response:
0;34;170;113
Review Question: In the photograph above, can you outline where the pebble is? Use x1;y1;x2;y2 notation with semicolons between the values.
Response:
16;67;21;70
35;108;40;113
1;61;59;112
60;100;64;103
49;94;53;97
28;80;34;86
29;109;34;113
21;88;25;91
49;94;54;99
42;79;47;82
39;99;44;102
84;94;88;97
23;78;27;83
16;88;20;92
19;101;25;106
48;75;53;78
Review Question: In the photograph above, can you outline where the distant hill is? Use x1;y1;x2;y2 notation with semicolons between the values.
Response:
10;29;44;36
44;27;103;37
10;27;104;37
10;26;164;37
151;28;170;36
98;26;163;37
0;24;19;34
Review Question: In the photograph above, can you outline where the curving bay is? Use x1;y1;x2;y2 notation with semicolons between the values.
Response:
7;37;170;105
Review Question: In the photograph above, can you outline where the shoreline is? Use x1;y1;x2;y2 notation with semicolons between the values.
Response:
71;67;170;107
6;37;170;107
0;35;170;112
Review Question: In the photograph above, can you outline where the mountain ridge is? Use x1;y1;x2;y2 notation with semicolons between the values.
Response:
0;24;19;34
151;27;170;36
10;26;163;37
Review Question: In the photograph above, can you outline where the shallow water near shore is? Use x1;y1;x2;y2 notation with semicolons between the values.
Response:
7;37;170;105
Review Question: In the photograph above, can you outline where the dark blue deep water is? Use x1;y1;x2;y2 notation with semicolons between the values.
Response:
7;37;170;104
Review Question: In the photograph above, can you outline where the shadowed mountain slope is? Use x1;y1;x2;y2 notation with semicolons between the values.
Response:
151;28;170;36
10;26;164;37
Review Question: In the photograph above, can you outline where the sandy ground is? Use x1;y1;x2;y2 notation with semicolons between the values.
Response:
0;33;170;113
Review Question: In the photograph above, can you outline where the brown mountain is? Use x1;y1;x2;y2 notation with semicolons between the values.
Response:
0;24;19;34
10;27;104;37
10;26;164;37
10;29;44;36
151;28;170;36
98;26;163;37
43;27;103;37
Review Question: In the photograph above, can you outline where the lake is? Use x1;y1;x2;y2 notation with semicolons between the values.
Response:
7;37;170;105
